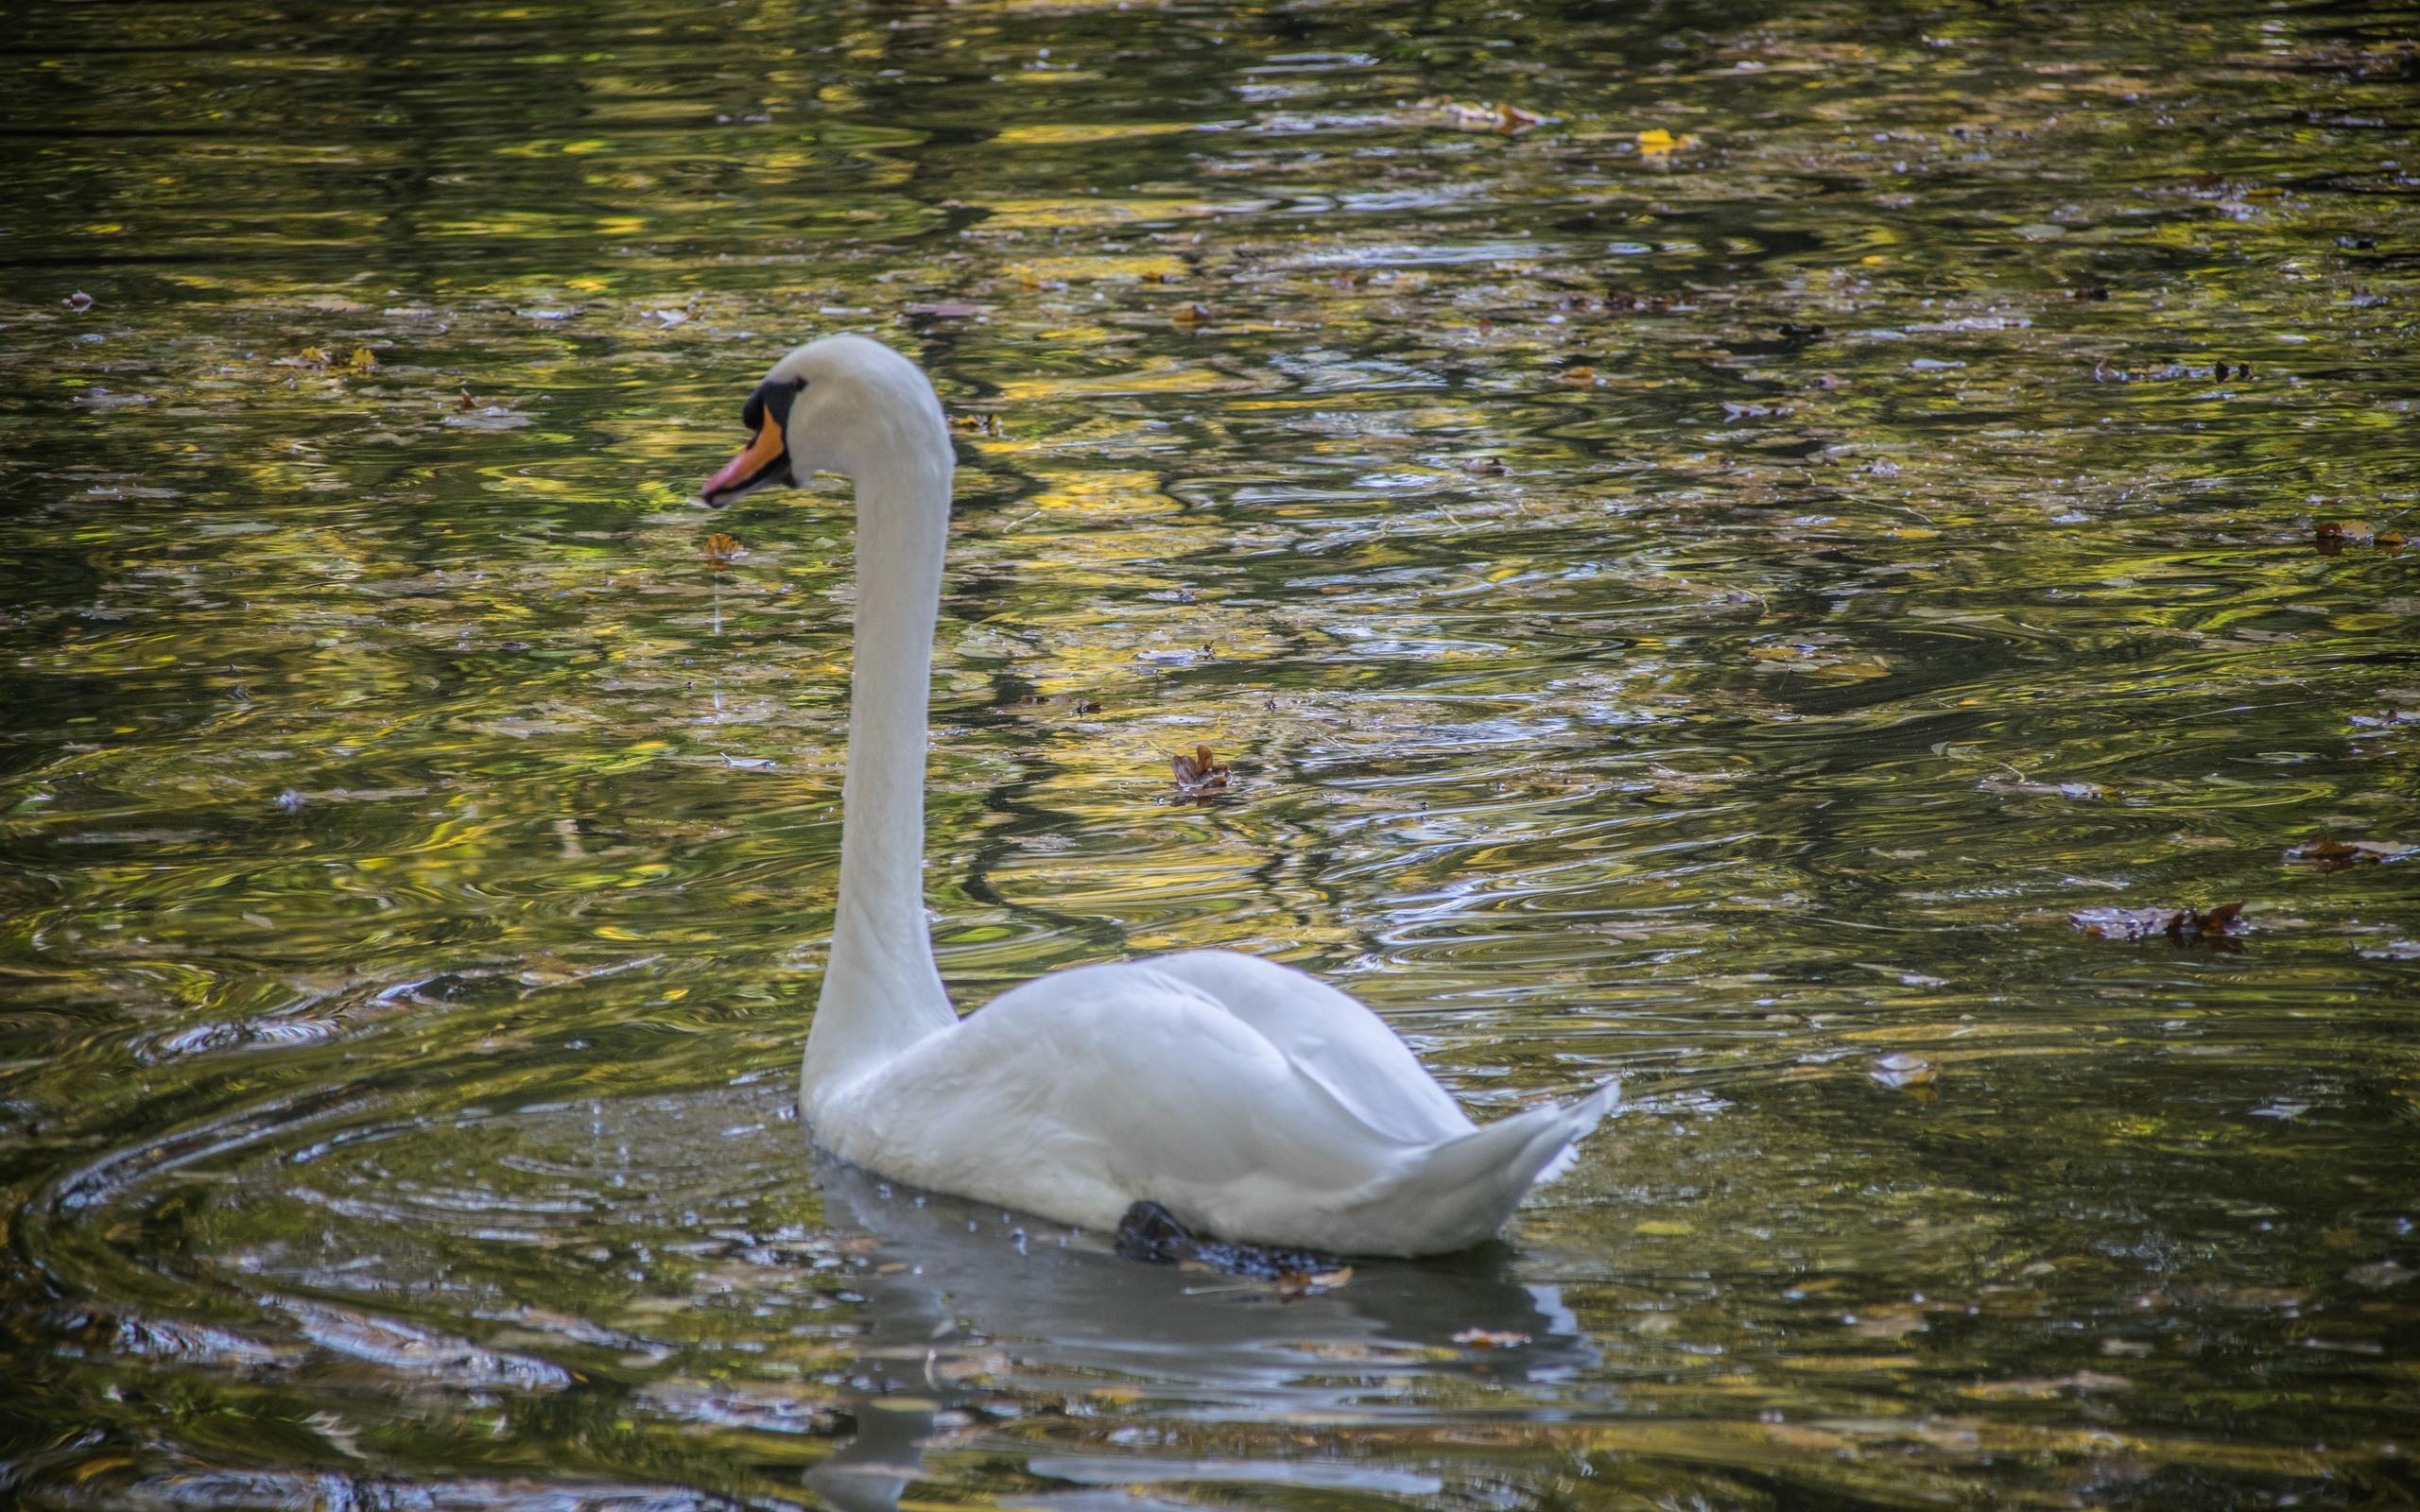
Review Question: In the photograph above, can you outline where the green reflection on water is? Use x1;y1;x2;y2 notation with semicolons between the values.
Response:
2;0;2416;1506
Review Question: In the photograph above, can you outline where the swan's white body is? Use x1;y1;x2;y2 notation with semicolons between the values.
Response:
710;335;1615;1256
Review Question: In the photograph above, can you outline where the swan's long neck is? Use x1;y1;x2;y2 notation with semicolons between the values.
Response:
802;438;958;1101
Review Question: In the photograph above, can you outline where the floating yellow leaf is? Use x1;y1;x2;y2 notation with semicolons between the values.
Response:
994;122;1205;146
1007;253;1186;284
1637;128;1703;161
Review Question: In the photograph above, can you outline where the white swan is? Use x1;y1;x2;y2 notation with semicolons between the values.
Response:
700;334;1616;1256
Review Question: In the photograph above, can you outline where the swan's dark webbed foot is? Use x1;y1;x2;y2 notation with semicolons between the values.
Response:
1115;1201;1338;1280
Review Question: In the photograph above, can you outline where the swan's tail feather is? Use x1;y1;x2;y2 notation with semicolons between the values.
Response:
1340;1079;1619;1255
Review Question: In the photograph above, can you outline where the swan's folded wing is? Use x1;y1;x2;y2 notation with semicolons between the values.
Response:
812;961;1426;1232
1143;950;1474;1146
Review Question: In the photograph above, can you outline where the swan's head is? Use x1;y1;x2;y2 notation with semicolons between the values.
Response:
699;334;946;508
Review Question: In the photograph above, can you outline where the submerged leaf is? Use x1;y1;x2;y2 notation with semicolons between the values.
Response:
1846;1302;1930;1337
2346;1261;2415;1288
1402;98;1548;134
1869;1053;1938;1089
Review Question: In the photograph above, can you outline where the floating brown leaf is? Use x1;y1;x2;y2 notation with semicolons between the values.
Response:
2283;833;2408;869
458;388;477;411
2312;519;2407;556
2315;519;2373;556
1170;303;1211;329
2286;833;2363;869
2175;901;2245;941
702;532;745;568
2071;901;2247;948
1560;365;1598;385
1171;744;1230;799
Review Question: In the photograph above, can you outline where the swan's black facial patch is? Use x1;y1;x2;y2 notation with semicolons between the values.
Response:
701;375;809;507
741;375;807;437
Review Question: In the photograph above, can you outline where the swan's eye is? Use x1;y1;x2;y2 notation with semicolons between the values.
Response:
743;376;807;435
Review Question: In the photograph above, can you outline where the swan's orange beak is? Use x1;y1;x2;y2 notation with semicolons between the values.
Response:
700;411;789;508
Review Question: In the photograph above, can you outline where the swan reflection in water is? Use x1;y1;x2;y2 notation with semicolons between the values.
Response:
26;1080;1599;1510
803;1156;1597;1512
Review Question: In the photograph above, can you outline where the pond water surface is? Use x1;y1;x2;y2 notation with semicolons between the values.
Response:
3;0;2418;1507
